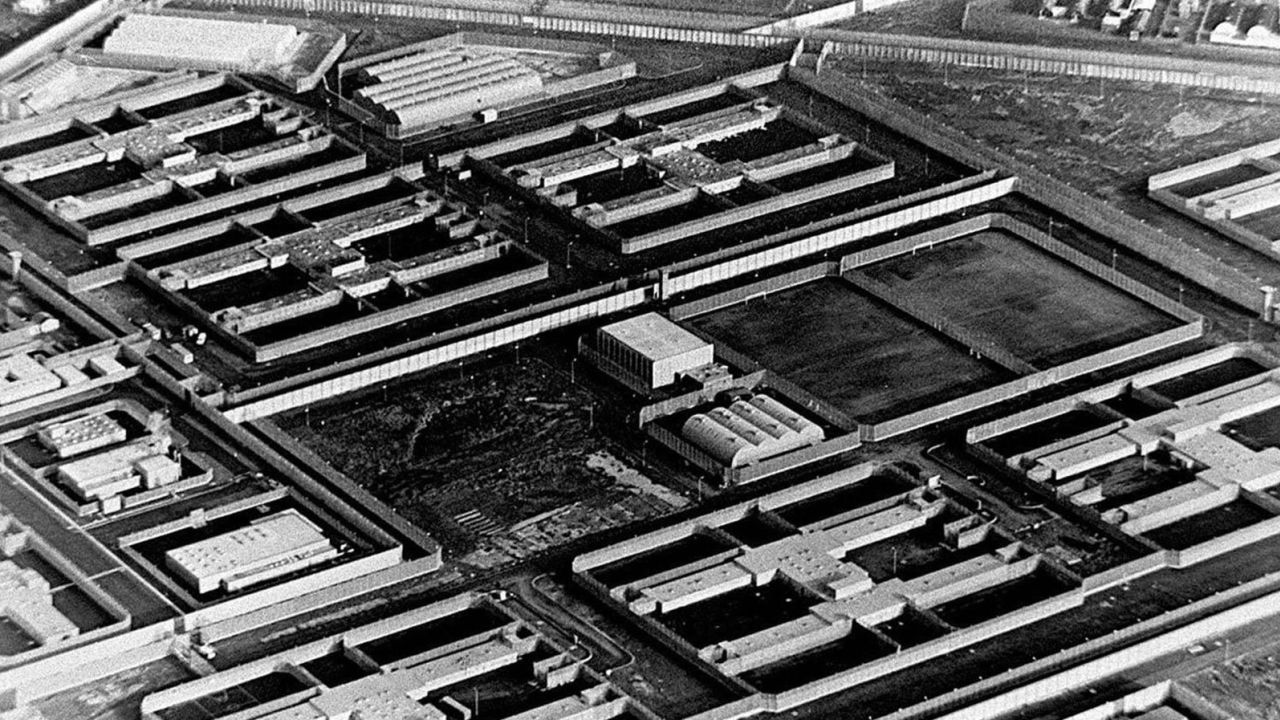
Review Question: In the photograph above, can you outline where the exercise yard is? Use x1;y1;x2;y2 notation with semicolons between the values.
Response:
689;277;1013;421
860;229;1181;367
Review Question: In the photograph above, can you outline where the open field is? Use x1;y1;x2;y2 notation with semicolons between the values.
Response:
830;0;1280;63
827;60;1280;289
275;355;675;558
863;229;1181;366
690;277;1012;421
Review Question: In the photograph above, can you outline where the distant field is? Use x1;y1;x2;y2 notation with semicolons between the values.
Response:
861;229;1181;366
690;277;1012;421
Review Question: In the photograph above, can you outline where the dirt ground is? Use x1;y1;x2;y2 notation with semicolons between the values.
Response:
1184;653;1280;719
831;61;1280;195
277;356;669;556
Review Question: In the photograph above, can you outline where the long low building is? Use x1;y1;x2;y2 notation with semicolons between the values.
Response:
164;510;339;594
681;394;825;468
337;32;636;138
103;14;300;71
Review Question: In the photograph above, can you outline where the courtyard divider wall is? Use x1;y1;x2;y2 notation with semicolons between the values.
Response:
964;344;1249;443
668;264;830;322
814;33;1280;94
846;271;1036;374
893;571;1280;720
861;322;1202;441
662;178;1017;296
225;287;651;420
226;278;634;406
195;0;792;46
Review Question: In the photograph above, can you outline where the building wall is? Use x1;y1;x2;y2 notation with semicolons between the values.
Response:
226;286;651;421
251;258;550;362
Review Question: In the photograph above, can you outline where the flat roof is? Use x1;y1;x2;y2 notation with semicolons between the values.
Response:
165;510;330;581
599;312;710;362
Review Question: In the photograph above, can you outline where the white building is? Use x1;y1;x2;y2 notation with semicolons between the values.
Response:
681;394;824;468
103;14;300;70
594;313;714;389
164;510;339;594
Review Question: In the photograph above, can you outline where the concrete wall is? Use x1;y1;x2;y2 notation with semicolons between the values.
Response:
745;1;873;35
862;323;1202;441
226;287;651;421
618;163;895;255
0;620;179;705
0;0;135;83
225;278;628;406
965;344;1259;444
662;178;1016;297
814;32;1280;94
198;0;790;44
572;462;876;573
250;258;550;362
1059;681;1174;720
905;575;1280;720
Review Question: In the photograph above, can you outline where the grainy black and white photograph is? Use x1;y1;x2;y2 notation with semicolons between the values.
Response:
0;0;1279;718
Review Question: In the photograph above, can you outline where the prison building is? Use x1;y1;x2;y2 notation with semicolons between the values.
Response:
164;510;339;594
0;560;78;645
0;353;60;406
56;436;180;503
681;394;824;468
594;313;714;389
37;413;128;459
352;50;543;132
103;14;300;70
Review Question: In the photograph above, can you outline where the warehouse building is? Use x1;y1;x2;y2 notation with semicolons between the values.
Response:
335;32;635;138
164;510;339;594
353;51;543;129
594;313;714;389
103;14;301;71
681;394;825;468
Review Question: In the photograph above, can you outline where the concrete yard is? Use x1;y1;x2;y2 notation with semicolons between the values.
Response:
690;277;1013;421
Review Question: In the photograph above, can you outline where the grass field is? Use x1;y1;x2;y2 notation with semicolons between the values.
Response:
828;60;1280;291
861;229;1181;366
690;278;1012;421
